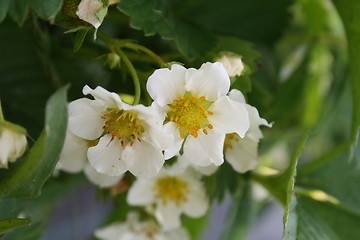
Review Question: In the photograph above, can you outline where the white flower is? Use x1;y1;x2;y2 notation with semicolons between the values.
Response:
57;131;122;188
224;89;271;173
95;212;189;240
146;62;250;167
68;85;171;178
0;125;27;168
215;53;244;78
127;164;209;230
76;0;107;29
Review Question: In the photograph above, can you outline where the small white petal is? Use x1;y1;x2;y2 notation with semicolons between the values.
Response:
82;85;123;108
226;136;259;173
185;62;230;101
216;55;244;77
183;180;208;217
146;64;187;107
95;223;127;240
76;0;105;29
182;132;225;166
162;122;183;159
228;89;246;103
88;135;126;176
127;179;156;205
68;98;105;140
84;163;122;188
58;132;88;173
155;202;182;230
246;105;272;141
122;140;164;178
208;96;250;137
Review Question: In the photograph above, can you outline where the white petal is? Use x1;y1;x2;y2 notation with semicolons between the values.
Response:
76;0;105;29
58;132;88;173
88;135;127;176
225;136;259;173
95;223;127;240
146;64;187;107
185;62;230;101
208;96;250;137
155;202;182;230
0;130;14;166
127;179;155;205
84;163;122;188
246;105;272;141
228;89;246;103
182;132;225;166
122;140;164;178
162;122;182;159
68;98;105;140
183;180;208;218
82;85;123;108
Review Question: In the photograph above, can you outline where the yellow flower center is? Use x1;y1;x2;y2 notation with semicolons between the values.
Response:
101;108;143;147
154;176;189;206
166;92;214;139
224;133;240;149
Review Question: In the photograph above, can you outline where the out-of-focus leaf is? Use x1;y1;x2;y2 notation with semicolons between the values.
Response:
0;86;68;198
73;28;90;52
331;0;360;143
0;0;10;23
8;0;29;25
31;0;64;20
117;0;215;58
182;213;209;240
0;218;31;234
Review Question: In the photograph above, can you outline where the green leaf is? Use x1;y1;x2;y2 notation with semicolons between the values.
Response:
253;131;309;206
73;28;90;52
0;0;10;23
331;0;360;142
30;0;64;20
297;133;360;215
182;212;209;240
8;0;29;25
283;193;360;240
0;86;68;198
0;218;31;234
117;0;215;58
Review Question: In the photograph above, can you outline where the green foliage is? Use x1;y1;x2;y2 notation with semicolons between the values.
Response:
0;86;68;198
0;218;31;235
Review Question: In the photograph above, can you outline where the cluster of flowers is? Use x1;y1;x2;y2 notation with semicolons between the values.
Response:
57;61;270;239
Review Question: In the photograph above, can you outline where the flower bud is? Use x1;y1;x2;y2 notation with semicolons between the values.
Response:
0;122;27;168
105;52;121;69
215;52;244;78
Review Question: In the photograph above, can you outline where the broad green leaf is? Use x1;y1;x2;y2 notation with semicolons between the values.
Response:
117;0;215;58
284;194;360;240
253;131;309;206
0;0;10;23
8;0;29;25
0;86;68;198
221;183;253;240
331;0;360;142
73;28;90;52
297;134;360;215
0;218;31;234
30;0;63;20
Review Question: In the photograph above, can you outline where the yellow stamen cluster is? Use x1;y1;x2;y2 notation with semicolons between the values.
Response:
154;176;189;206
166;92;214;139
101;108;143;147
224;133;240;149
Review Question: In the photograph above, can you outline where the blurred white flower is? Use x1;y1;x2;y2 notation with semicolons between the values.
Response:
147;62;250;167
0;125;27;168
224;89;271;173
68;85;171;178
57;131;122;188
215;53;244;78
95;212;189;240
76;0;107;28
127;164;208;230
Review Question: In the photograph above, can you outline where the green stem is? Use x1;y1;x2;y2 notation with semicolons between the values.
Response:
115;48;141;105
